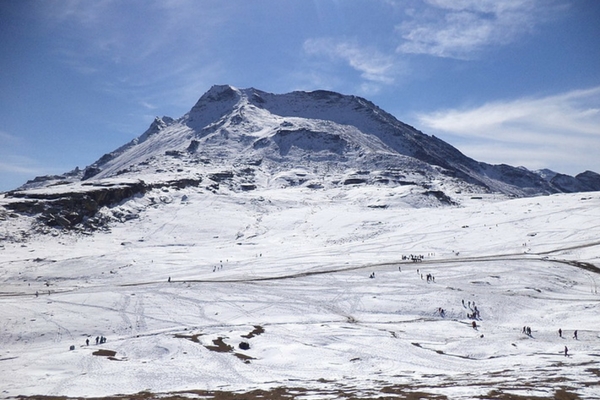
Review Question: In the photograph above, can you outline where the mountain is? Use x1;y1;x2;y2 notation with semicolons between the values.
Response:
1;86;600;399
2;85;600;232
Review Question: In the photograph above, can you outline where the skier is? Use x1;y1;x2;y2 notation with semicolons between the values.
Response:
86;338;89;346
573;330;578;340
558;328;562;338
564;346;568;357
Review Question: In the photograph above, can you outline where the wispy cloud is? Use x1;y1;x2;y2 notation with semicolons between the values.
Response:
40;0;232;109
303;38;405;94
0;130;20;144
415;86;600;173
396;0;554;59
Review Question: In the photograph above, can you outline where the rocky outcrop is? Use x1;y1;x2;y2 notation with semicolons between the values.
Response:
4;177;202;230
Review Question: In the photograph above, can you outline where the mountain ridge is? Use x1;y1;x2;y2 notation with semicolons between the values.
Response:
14;84;600;196
3;85;600;231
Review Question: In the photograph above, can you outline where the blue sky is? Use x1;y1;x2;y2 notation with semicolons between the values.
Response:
1;0;599;192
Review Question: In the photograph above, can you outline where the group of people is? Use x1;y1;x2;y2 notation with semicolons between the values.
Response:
403;254;425;262
463;300;480;319
560;329;578;358
86;335;107;346
415;269;436;283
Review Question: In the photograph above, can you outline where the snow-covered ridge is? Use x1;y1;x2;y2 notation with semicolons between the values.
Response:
3;84;600;233
13;84;600;196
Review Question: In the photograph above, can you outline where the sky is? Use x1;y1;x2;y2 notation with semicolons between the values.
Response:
0;0;599;192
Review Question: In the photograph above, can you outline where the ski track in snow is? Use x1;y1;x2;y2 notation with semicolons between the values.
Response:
1;187;600;399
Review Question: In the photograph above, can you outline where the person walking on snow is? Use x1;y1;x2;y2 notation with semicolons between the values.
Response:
564;346;568;357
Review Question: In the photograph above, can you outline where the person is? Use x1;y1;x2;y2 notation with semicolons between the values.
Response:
558;328;562;338
168;276;171;282
86;338;89;346
573;330;578;340
472;321;477;329
96;336;99;345
564;346;568;357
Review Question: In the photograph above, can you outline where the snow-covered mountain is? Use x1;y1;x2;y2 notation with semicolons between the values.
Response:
5;85;599;232
15;85;600;195
1;86;600;399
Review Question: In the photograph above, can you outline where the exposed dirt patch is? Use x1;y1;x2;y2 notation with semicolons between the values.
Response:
478;388;581;400
241;325;264;339
233;352;254;363
92;349;116;357
586;368;600;377
381;385;449;399
10;385;586;399
174;333;203;343
205;337;233;353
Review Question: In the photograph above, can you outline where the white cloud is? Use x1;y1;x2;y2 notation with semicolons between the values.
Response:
396;0;548;59
303;38;404;94
140;101;157;110
40;0;232;106
415;86;600;173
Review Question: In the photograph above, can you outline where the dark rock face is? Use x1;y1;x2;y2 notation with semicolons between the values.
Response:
4;177;202;230
5;182;148;229
424;190;457;206
82;166;103;180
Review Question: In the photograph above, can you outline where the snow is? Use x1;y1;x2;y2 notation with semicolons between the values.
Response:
1;84;599;398
1;185;599;399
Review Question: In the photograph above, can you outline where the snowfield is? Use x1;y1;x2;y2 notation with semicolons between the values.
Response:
1;185;599;399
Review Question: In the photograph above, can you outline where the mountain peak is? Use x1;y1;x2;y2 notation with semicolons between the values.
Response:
186;85;246;130
196;84;241;103
11;85;600;197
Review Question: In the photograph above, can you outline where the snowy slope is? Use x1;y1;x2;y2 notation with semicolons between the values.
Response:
1;185;599;399
1;85;600;399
